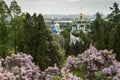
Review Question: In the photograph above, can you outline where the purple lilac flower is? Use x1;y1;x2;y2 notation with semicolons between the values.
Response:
102;68;112;75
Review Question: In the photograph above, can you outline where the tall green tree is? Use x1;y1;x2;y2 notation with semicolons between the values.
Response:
103;21;113;49
72;30;92;55
60;29;70;56
113;21;120;60
107;2;120;24
46;33;65;68
107;2;120;60
107;2;120;49
22;13;48;68
0;0;11;58
10;15;24;53
89;12;105;50
10;0;21;53
20;13;65;70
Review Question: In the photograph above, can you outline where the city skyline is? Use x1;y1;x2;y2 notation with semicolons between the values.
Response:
4;0;120;15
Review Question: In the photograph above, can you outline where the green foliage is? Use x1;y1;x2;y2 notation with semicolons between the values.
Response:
10;0;21;17
54;76;62;80
53;34;65;48
112;21;120;60
94;71;108;80
106;2;120;60
70;65;87;80
9;0;22;54
60;23;72;31
10;15;24;53
0;0;23;57
107;2;120;23
61;28;91;56
46;33;65;68
19;13;48;70
71;30;92;55
60;29;70;40
89;12;105;50
0;0;11;58
102;21;112;49
60;29;70;56
19;13;65;70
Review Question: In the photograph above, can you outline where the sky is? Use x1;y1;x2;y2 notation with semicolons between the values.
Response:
4;0;120;15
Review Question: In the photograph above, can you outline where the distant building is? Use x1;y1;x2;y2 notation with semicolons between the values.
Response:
50;16;60;34
70;12;91;44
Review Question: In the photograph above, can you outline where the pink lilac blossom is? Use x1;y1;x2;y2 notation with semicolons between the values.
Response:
102;68;112;75
1;45;120;80
66;45;120;79
45;64;59;74
0;52;41;80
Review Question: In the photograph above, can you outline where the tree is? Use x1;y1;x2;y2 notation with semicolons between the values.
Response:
10;0;21;18
74;41;83;56
102;21;112;49
89;12;105;50
10;15;24;53
20;13;48;69
20;13;65;70
46;33;65;68
0;0;11;58
60;29;70;56
72;30;92;55
107;2;120;24
107;2;120;60
112;21;120;60
10;0;21;54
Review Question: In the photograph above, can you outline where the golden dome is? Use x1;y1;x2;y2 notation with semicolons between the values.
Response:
80;12;83;19
55;21;60;27
51;16;54;20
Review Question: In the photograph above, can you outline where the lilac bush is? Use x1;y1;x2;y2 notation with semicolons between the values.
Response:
66;45;120;80
60;56;81;80
44;64;60;80
61;68;81;80
40;62;80;80
0;52;41;80
0;45;120;80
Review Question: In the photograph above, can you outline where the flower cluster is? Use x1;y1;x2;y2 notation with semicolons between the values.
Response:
41;45;120;80
44;64;59;80
63;56;74;71
45;64;59;74
60;56;81;80
0;52;40;80
0;45;120;80
67;45;120;80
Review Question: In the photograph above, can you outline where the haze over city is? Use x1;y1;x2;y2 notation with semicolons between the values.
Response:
4;0;120;15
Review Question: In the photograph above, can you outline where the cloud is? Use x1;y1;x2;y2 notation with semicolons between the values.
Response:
68;0;80;2
4;0;120;15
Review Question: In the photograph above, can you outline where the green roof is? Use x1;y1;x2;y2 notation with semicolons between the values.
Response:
76;20;81;23
72;24;77;27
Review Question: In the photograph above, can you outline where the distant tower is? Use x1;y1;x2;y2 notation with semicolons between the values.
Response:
80;12;83;22
70;10;91;44
55;21;60;34
50;16;60;34
73;18;76;24
50;16;57;33
72;18;77;31
51;16;55;27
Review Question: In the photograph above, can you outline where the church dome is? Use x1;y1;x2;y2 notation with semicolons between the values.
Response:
55;22;60;27
51;16;54;20
80;12;83;19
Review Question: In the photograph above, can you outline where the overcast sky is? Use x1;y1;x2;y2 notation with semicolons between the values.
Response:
4;0;120;15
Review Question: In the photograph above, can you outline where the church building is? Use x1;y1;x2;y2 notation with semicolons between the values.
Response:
50;16;60;34
70;12;91;44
